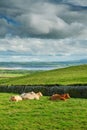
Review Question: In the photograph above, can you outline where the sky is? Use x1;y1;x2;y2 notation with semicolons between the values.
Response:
0;0;87;62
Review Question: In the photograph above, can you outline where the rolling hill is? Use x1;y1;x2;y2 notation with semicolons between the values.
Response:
0;64;87;86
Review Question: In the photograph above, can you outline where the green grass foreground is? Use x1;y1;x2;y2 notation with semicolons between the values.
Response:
0;64;87;86
0;93;87;130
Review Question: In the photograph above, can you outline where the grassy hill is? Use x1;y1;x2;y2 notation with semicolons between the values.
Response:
0;64;87;86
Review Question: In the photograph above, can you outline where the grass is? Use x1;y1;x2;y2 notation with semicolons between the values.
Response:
0;64;87;86
0;69;32;78
0;65;87;129
0;93;87;130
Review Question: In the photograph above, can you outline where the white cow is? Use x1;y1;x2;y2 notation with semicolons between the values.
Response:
21;91;43;100
10;95;22;102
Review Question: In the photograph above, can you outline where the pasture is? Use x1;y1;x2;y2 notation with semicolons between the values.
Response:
0;64;87;86
0;69;32;78
0;93;87;130
0;65;87;129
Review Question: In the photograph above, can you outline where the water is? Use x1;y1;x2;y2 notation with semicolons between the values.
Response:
0;61;85;70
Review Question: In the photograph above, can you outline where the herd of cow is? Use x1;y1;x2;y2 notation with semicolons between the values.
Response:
10;91;70;102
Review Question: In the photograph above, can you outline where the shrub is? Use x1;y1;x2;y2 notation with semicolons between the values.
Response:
0;85;87;98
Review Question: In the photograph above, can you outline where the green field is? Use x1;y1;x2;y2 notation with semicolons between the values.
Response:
0;69;33;77
0;65;87;130
0;64;87;86
0;93;87;130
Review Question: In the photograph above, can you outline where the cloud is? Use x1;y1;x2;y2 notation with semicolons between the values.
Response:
0;0;87;62
0;37;87;61
0;0;87;39
63;0;87;6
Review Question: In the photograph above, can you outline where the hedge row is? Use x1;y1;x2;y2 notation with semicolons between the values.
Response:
0;85;87;98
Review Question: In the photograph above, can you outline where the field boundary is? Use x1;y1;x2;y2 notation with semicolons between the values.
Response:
0;85;87;98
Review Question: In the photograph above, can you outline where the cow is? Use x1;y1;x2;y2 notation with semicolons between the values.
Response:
61;93;70;99
50;93;70;101
10;95;22;102
20;91;43;100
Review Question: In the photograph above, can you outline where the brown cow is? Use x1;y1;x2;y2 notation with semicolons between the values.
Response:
50;93;70;101
61;93;70;99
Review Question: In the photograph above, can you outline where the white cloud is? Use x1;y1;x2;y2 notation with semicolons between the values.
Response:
0;37;87;61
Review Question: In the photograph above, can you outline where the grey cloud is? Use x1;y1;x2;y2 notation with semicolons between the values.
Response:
0;19;9;37
63;0;87;6
0;0;87;39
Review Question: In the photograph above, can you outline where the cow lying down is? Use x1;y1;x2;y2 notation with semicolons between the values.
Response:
21;91;43;100
50;93;70;101
10;95;22;102
10;91;43;102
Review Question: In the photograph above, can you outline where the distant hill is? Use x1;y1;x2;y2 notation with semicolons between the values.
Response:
78;59;87;64
0;64;87;86
0;59;87;70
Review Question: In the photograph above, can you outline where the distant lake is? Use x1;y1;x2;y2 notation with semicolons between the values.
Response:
0;61;86;70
